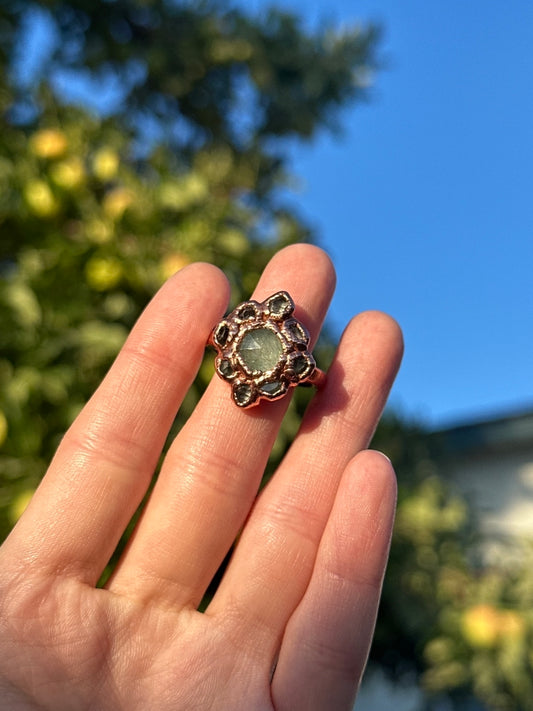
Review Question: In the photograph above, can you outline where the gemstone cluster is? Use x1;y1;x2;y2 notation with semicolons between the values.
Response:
209;291;316;408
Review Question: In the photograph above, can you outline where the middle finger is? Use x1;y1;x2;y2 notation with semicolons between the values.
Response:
108;244;335;608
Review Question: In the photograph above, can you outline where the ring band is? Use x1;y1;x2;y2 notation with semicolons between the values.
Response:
208;291;326;408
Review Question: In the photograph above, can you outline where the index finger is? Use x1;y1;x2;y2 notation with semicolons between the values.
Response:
1;263;230;583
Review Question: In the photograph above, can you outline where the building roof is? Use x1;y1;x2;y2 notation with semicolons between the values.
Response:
432;406;533;457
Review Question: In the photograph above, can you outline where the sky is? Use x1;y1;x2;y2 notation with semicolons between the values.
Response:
241;0;533;428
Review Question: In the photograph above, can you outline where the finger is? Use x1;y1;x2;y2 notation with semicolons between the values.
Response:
209;311;402;661
271;451;397;711
1;264;230;583
108;244;335;607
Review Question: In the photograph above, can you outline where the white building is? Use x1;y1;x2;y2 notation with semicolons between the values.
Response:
434;407;533;547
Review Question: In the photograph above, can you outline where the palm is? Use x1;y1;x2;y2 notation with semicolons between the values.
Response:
0;246;402;711
4;583;269;709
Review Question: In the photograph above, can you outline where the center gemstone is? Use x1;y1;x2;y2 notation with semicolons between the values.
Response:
238;327;283;373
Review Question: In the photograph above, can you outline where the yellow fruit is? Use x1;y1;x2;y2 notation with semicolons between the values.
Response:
461;604;500;648
462;605;526;648
85;256;123;291
50;157;85;189
9;488;35;524
159;253;190;281
0;410;7;447
92;147;120;181
30;128;68;159
24;180;60;217
102;187;133;220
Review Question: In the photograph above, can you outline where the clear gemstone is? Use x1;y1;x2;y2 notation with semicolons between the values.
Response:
238;327;283;372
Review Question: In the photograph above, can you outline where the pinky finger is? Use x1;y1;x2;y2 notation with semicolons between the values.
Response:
271;450;397;711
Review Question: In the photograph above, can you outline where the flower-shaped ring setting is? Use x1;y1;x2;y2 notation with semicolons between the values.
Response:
208;291;325;408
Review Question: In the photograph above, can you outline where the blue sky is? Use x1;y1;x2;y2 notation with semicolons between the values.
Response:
245;1;533;427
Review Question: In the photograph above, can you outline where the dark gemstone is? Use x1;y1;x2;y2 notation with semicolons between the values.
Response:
218;358;234;378
215;323;230;347
293;354;311;376
238;304;257;320
260;381;285;397
267;292;293;318
233;382;253;407
285;319;307;344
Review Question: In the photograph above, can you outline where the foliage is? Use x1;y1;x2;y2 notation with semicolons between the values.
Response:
0;0;377;541
421;542;533;710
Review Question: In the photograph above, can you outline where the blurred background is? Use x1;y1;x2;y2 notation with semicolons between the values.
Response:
1;1;533;709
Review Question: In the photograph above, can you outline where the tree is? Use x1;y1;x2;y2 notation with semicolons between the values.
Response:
0;0;378;539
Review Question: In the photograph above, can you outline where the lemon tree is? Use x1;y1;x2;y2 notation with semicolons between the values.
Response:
0;2;377;554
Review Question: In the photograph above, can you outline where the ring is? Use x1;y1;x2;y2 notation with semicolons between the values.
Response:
208;291;326;408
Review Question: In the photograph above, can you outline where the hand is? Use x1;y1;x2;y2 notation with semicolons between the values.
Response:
0;245;403;711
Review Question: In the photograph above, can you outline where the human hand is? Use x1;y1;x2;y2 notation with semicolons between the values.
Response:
0;245;403;711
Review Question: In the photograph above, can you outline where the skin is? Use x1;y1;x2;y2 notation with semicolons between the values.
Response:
0;245;403;711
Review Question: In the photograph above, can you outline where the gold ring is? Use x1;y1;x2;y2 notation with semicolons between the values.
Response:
208;291;326;408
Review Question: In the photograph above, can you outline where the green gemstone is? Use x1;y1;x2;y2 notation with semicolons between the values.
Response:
238;327;283;373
